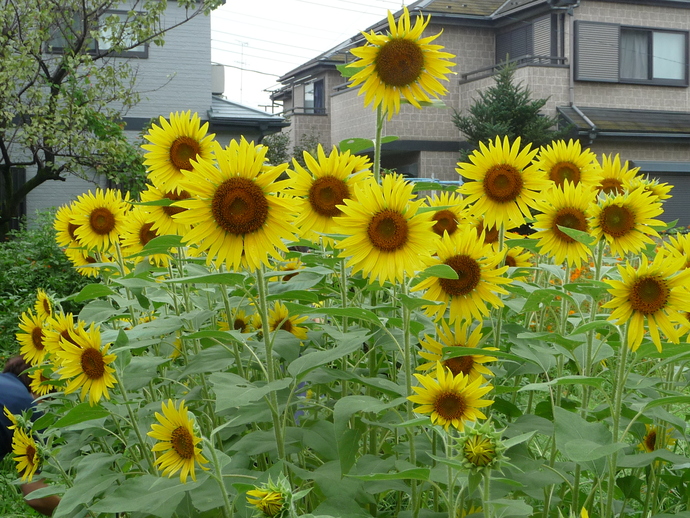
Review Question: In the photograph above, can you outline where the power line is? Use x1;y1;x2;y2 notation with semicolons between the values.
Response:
216;63;281;77
211;40;312;62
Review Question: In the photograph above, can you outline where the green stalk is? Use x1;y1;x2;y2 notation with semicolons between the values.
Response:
493;224;506;350
482;469;492;518
255;266;286;461
402;278;418;517
373;105;385;183
206;438;234;518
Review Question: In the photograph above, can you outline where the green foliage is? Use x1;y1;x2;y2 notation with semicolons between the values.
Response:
0;211;89;356
0;458;41;517
293;132;325;167
453;63;571;155
263;130;292;166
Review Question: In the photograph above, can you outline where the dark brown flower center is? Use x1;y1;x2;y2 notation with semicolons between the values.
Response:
443;349;474;377
68;223;80;241
163;190;191;217
629;276;668;315
550;162;580;187
599;178;624;195
308;177;350;217
31;327;44;350
211;178;268;235
645;429;658;452
439;255;482;297
42;298;51;316
367;209;409;251
171;426;195;459
375;38;425;87
483;164;524;203
476;222;499;244
25;445;37;464
600;204;635;238
81;348;105;379
434;392;466;420
89;208;116;235
552;208;588;243
169;136;201;171
279;319;294;333
138;222;158;246
233;318;248;332
432;209;458;236
505;255;517;267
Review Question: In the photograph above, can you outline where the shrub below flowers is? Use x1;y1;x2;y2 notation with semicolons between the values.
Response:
4;8;690;518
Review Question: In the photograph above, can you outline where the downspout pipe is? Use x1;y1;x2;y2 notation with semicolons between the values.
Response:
565;1;597;144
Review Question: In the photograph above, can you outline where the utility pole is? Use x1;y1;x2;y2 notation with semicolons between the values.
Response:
236;40;248;103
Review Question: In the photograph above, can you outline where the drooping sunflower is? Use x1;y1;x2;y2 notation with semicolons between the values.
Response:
532;182;596;268
288;145;371;246
63;246;104;277
348;6;456;119
268;301;308;340
639;423;676;453
12;428;40;482
147;399;209;483
596;154;640;195
29;368;56;397
335;174;437;285
457;136;548;229
33;289;53;322
625;175;673;203
412;229;511;323
663;232;690;270
602;252;690;351
57;323;117;405
409;362;494;431
425;191;466;237
16;310;47;366
589;188;665;258
71;189;131;251
418;319;497;381
139;182;193;236
119;206;170;267
54;202;82;248
142;111;216;187
174;138;297;272
533;139;602;190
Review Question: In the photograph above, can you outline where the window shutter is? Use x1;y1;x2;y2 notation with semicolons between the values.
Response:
533;16;551;58
575;21;620;82
496;24;533;63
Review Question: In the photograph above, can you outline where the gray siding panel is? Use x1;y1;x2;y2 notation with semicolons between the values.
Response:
575;21;620;82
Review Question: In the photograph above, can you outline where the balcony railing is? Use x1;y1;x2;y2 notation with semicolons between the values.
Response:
460;55;568;84
282;106;327;116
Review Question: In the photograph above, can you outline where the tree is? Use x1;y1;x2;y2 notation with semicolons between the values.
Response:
453;63;571;155
0;0;222;235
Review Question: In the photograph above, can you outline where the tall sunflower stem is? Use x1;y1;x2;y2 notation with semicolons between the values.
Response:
205;438;234;518
493;224;506;350
219;285;246;379
482;468;492;518
113;368;157;474
402;278;419;517
373;105;385;184
256;266;286;462
605;323;630;518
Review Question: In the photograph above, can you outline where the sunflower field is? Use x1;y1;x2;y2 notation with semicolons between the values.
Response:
5;7;690;518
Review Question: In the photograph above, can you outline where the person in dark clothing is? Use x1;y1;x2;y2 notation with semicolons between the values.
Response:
1;356;60;516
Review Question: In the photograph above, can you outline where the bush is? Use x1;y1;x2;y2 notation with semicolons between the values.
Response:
0;211;89;357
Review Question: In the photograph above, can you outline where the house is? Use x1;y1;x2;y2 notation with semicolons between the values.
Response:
271;0;690;226
20;3;286;224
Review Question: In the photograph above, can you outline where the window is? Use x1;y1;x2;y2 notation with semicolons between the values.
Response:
304;80;325;114
575;21;688;86
48;10;148;58
496;15;565;65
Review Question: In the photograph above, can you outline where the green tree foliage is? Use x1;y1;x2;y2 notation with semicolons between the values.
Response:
453;63;570;153
0;0;222;235
263;130;292;166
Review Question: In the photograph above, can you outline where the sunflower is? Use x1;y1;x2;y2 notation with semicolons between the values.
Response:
3;406;19;430
12;428;40;482
147;399;209;483
532;182;596;267
246;488;285;518
54;202;82;248
425;191;465;237
602;252;690;351
504;246;533;269
596;154;639;195
71;189;131;251
57;323;117;405
142;111;216;187
63;246;104;277
418;319;497;381
17;310;48;366
409;362;493;431
33;289;53;322
219;309;251;333
533;139;602;190
288;145;372;246
271;257;303;282
462;433;497;469
139;182;193;236
664;233;690;270
589;188;665;258
625;175;673;203
461;213;521;251
457;136;547;229
335;174;437;285
120;206;170;266
268;301;308;340
174;138;297;272
29;368;55;397
412;229;511;323
639;424;676;453
347;6;456;118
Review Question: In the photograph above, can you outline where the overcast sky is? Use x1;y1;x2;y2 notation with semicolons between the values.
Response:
210;0;406;112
